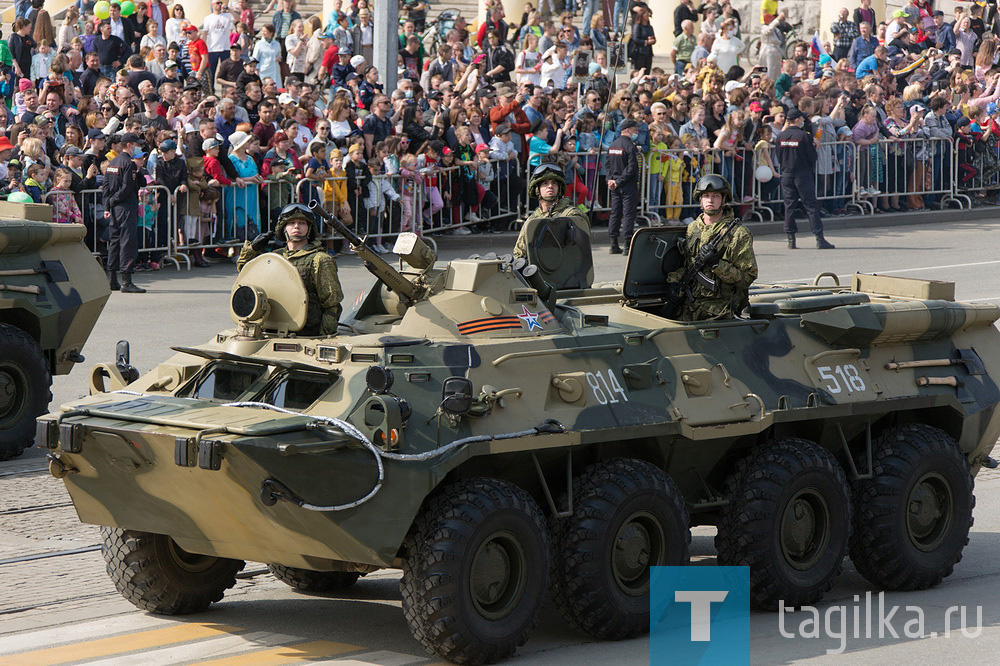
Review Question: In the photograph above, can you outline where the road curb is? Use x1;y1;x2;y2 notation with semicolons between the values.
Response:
427;205;1000;253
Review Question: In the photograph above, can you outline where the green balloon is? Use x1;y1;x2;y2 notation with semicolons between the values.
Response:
120;1;136;17
7;192;35;204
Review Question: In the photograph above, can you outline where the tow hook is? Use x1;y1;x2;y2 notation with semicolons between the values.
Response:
47;453;79;479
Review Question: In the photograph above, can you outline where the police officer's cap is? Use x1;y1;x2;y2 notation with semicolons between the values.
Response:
619;119;639;131
693;174;733;204
787;108;805;121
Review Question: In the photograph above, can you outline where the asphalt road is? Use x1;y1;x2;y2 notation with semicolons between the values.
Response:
4;219;1000;664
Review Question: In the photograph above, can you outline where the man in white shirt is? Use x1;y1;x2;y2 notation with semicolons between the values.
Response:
202;0;235;90
108;2;135;54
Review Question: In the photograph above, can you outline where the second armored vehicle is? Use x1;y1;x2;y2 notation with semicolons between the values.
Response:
0;200;109;460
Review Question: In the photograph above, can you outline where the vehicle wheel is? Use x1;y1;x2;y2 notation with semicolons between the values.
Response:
849;424;974;591
400;478;549;665
551;458;690;640
716;438;851;610
0;324;51;461
267;564;360;591
101;527;245;614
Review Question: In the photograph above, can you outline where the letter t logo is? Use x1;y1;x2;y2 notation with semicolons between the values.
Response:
675;590;729;641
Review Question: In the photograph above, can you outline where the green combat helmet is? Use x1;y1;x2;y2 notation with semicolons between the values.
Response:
275;203;319;242
528;162;566;198
0;200;110;460
692;173;733;204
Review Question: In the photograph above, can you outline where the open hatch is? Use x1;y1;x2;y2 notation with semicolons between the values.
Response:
521;216;594;290
622;226;687;308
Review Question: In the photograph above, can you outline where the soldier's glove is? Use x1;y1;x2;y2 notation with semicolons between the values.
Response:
695;244;724;268
251;230;275;252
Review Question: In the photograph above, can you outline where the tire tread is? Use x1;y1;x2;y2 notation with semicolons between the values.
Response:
550;458;691;640
101;527;244;614
715;439;852;610
848;423;974;591
0;323;51;461
400;478;548;665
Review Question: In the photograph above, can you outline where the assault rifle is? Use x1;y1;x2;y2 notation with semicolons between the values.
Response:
662;215;742;319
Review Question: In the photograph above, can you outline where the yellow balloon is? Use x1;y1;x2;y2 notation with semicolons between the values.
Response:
94;1;111;20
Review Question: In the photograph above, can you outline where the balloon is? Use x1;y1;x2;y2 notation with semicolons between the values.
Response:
94;1;111;19
755;165;773;183
120;1;136;17
7;192;35;204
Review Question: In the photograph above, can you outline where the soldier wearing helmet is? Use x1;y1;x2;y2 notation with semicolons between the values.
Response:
513;162;591;260
237;203;343;336
665;174;758;321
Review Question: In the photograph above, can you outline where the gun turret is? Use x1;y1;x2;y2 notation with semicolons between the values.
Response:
309;202;422;304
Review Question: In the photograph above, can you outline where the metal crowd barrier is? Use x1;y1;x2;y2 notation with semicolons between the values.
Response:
867;136;962;212
50;134;980;280
952;133;997;207
174;181;278;266
562;150;616;222
641;147;760;224
62;186;182;269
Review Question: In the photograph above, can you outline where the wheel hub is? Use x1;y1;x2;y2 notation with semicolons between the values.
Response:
471;541;510;605
907;473;953;551
780;488;830;570
470;531;525;620
0;367;25;424
166;538;217;573
612;511;666;597
614;523;651;582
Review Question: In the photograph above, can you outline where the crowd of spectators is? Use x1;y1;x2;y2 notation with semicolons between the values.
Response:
0;0;996;270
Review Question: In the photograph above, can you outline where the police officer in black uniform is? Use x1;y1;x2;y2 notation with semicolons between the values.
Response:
606;118;641;255
101;133;146;293
775;109;835;250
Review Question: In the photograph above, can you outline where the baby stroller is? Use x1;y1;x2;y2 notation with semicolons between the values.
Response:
420;8;461;53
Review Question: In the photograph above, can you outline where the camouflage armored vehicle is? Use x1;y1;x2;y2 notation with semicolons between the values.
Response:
0;200;109;460
40;216;1000;664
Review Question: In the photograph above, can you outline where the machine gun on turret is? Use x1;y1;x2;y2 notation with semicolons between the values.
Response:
308;202;432;305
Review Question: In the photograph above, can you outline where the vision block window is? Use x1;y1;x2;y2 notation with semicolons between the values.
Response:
260;372;336;410
182;362;268;401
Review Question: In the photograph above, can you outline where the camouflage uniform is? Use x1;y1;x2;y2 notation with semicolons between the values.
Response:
513;197;591;259
667;211;758;321
237;241;343;336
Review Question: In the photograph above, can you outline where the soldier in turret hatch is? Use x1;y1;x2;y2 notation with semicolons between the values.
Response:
513;162;591;260
666;175;758;321
237;204;343;336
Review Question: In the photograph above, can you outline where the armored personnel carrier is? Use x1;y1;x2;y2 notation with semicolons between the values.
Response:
0;200;109;460
39;216;1000;664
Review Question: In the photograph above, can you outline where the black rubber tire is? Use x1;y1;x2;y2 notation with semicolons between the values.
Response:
0;324;51;461
849;424;974;591
550;458;690;640
400;478;549;665
267;564;360;591
101;527;245;614
716;438;852;610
